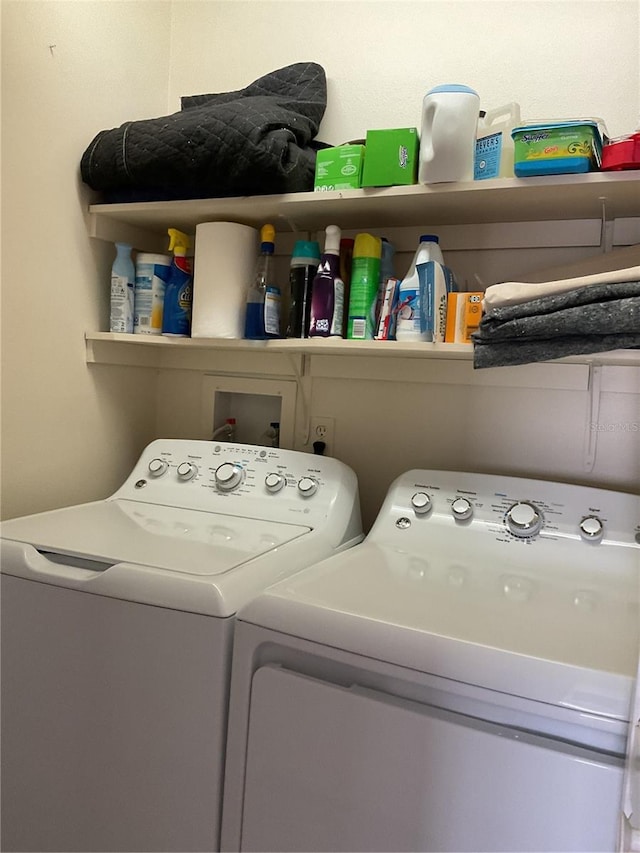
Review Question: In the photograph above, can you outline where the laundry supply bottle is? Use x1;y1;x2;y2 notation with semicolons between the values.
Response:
110;242;135;334
244;224;281;340
374;237;396;331
419;84;480;183
339;237;355;336
346;233;382;340
309;225;345;338
474;103;521;180
260;421;280;447
286;240;321;338
395;235;445;342
162;229;193;337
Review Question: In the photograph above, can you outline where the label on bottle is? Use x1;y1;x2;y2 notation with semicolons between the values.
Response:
134;260;171;335
162;266;192;337
395;285;422;335
475;131;503;180
264;287;281;337
110;273;134;334
330;279;345;336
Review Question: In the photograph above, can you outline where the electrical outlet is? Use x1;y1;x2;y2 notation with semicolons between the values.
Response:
309;416;335;452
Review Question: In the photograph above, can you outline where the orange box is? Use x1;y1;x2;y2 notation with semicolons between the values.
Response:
445;292;483;343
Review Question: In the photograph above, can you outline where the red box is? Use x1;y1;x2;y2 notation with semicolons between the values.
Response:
601;132;640;171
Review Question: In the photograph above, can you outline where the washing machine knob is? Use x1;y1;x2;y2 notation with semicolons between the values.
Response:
177;461;198;481
451;497;473;521
579;515;604;542
215;462;244;492
506;502;543;537
148;458;168;477
265;472;286;493
411;492;432;515
298;476;318;497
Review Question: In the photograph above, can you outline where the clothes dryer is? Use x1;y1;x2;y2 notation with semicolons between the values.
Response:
221;470;639;853
0;439;362;853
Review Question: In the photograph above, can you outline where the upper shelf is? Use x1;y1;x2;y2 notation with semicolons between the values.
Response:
88;172;640;237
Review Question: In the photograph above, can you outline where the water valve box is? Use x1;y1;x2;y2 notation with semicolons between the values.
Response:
361;128;419;187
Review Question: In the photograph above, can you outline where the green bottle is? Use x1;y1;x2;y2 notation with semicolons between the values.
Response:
346;233;382;340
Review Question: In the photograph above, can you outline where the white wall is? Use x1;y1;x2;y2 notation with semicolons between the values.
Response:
1;0;172;519
163;0;640;529
168;0;640;140
1;0;639;526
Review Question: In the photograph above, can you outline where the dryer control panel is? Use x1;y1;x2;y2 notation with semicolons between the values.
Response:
110;439;361;530
377;469;640;548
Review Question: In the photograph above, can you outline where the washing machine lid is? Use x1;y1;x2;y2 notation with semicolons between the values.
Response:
239;538;639;722
0;499;310;575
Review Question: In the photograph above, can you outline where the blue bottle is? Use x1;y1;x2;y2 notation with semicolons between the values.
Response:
162;228;193;337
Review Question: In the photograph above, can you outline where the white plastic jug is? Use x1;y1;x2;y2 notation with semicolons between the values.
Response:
475;102;521;180
419;84;480;184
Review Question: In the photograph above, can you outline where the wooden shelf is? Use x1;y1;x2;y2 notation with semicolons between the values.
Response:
85;332;640;368
86;171;640;376
88;172;640;239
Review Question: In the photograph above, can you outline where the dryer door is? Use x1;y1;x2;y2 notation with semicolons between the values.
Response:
239;664;623;853
621;652;640;851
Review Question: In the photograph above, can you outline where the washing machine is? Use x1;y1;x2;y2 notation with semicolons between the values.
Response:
0;438;362;853
221;470;640;853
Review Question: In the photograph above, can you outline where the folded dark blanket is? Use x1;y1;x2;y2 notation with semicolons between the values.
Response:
80;62;327;201
473;281;640;368
473;333;640;368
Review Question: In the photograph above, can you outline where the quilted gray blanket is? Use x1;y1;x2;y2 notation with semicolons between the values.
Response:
472;280;640;368
80;62;327;201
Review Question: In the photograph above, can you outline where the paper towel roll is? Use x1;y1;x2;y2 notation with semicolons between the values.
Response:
191;222;258;338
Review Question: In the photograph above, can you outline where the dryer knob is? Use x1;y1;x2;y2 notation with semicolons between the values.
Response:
506;501;543;537
265;472;286;493
148;458;168;477
298;476;318;497
411;492;432;515
579;515;604;542
177;461;198;481
451;497;473;521
215;462;244;492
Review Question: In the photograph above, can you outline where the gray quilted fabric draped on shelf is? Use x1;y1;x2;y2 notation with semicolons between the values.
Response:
80;62;327;201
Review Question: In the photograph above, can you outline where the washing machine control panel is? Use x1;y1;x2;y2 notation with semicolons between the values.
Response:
385;470;639;548
113;439;361;528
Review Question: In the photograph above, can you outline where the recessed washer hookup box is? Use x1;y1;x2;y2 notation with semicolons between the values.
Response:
314;144;365;192
361;127;419;187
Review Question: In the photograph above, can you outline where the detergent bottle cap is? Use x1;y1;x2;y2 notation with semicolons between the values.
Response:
260;224;276;254
353;233;382;259
323;225;341;255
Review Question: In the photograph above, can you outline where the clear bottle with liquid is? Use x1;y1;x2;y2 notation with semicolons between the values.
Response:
244;224;281;339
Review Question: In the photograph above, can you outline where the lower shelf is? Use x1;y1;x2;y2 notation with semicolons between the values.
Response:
85;332;640;368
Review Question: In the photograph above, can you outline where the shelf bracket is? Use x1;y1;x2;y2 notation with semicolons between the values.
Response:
583;363;603;472
598;196;615;253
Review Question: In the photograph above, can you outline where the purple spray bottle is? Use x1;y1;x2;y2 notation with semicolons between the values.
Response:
309;225;344;338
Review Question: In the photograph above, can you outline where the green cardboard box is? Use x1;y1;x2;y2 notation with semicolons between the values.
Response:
314;144;365;191
361;127;419;187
